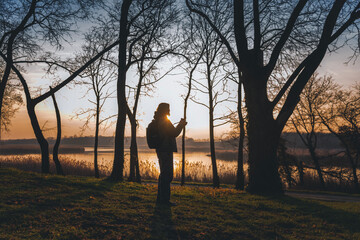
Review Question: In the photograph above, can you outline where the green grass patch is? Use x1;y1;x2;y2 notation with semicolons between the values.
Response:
1;168;360;239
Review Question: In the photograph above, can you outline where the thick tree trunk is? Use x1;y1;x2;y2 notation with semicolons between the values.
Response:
50;89;64;175
244;71;283;194
94;97;100;178
109;0;132;181
110;111;126;181
246;118;283;194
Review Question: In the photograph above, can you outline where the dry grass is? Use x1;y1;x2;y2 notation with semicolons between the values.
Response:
2;168;360;240
0;154;238;184
1;153;358;192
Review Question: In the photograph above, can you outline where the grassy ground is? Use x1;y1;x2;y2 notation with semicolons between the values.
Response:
1;168;360;240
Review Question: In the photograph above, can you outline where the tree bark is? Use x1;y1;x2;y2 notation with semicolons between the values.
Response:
207;67;220;188
128;72;143;183
128;120;140;182
50;88;64;175
109;0;132;181
28;103;50;173
235;75;245;190
243;70;283;194
246;117;282;194
94;96;100;178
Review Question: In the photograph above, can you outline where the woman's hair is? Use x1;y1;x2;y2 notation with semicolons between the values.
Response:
154;102;169;120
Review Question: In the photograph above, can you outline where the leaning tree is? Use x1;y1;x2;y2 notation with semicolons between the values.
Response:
187;0;360;194
0;0;99;173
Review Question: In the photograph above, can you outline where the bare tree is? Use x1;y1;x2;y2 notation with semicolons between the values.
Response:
187;0;360;194
222;61;247;190
1;44;119;175
290;74;337;189
102;0;179;181
70;27;117;178
188;4;234;187
179;45;205;186
0;0;100;173
50;87;64;175
318;84;360;192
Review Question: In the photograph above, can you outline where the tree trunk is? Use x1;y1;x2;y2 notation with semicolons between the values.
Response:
181;127;186;186
206;63;219;188
309;147;325;189
94;97;100;178
4;52;50;174
351;163;359;193
135;140;141;183
297;160;304;186
109;0;132;181
128;97;141;182
208;91;219;187
50;88;64;175
244;71;283;194
129;120;140;182
28;103;50;173
181;89;190;186
209;119;219;188
110;111;126;181
246;119;282;194
235;79;245;190
181;55;202;186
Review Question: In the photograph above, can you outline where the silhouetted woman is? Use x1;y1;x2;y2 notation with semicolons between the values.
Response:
153;103;186;205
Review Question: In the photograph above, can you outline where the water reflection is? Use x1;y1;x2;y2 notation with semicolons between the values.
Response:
67;150;239;182
0;149;240;183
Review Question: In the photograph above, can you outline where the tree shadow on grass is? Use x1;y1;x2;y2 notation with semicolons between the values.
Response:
269;195;360;234
149;204;179;240
0;174;116;224
216;193;360;239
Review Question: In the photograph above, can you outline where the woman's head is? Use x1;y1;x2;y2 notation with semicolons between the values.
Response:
154;103;170;120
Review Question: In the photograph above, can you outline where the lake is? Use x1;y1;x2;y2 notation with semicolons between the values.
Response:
0;147;240;184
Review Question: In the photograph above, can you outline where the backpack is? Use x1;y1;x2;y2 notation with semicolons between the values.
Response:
146;120;161;149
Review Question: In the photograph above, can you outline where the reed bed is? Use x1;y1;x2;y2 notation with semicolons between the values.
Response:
1;154;358;192
0;155;238;184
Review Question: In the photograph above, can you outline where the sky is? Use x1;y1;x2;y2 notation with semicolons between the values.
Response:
3;46;359;141
2;8;360;141
3;56;235;140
